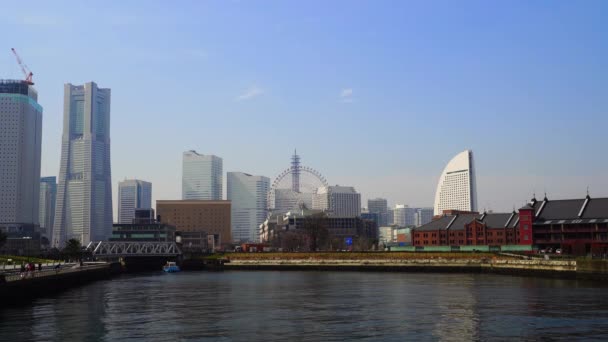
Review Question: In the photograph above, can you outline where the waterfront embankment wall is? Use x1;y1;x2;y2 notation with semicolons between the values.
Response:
0;263;120;304
224;258;586;278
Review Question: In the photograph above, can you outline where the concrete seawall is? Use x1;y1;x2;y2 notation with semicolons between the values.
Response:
0;263;120;305
225;258;583;278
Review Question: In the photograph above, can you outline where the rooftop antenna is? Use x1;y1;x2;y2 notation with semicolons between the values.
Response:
587;186;590;197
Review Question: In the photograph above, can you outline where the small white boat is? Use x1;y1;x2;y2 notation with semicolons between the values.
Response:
163;261;180;273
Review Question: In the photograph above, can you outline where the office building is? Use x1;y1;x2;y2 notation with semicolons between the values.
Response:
313;186;361;217
394;204;416;227
118;179;152;224
182;150;223;200
368;198;388;227
156;200;231;247
39;177;57;238
53;82;113;246
415;208;434;227
433;150;478;215
0;80;43;232
227;172;270;243
111;209;175;243
388;208;395;225
259;208;377;249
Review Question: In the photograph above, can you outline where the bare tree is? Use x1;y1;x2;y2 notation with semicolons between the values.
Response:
301;212;329;251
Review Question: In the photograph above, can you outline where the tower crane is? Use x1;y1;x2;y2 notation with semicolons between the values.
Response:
11;48;34;85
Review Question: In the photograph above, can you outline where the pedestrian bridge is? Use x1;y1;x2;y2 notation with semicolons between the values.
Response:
88;241;182;258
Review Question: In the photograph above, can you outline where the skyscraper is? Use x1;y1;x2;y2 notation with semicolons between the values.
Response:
433;150;478;215
39;177;57;237
313;186;361;217
394;204;416;227
118;179;152;224
414;207;434;227
53;82;113;246
387;208;395;225
0;80;42;230
368;198;388;227
227;172;270;243
182;151;223;200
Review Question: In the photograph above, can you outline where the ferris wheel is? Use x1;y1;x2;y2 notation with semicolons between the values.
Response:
267;151;329;212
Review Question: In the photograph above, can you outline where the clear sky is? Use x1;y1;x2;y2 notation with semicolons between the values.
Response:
2;1;607;217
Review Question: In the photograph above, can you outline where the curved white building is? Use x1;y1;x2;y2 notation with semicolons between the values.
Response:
433;150;477;215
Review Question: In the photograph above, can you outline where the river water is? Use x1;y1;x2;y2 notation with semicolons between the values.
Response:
1;271;608;341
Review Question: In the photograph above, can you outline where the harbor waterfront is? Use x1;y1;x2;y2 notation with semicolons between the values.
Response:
1;271;608;341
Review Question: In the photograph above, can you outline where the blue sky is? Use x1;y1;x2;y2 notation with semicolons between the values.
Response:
2;1;607;215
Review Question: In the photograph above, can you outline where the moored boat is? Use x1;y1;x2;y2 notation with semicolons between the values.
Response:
163;261;180;273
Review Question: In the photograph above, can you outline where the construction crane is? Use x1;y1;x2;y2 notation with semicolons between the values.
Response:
11;48;34;85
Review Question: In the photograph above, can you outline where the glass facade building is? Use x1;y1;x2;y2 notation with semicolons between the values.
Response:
182;151;223;200
0;80;43;230
53;82;113;246
39;176;57;238
118;179;152;224
227;172;270;243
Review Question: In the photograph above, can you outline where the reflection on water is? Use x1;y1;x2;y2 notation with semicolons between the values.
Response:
1;272;608;341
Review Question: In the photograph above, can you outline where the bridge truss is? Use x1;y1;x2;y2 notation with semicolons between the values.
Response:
89;241;182;257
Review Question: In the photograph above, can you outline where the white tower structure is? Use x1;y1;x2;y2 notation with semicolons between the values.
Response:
433;150;478;215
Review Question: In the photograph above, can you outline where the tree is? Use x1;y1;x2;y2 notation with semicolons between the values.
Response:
40;236;50;248
63;239;82;260
301;212;329;251
280;231;305;252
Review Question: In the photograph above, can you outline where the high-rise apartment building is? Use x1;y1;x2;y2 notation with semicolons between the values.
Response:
0;80;42;230
394;204;416;227
368;198;388;227
227;172;270;243
433;150;478;215
39;177;57;237
118;179;152;224
415;207;434;227
53;82;113;246
182;151;223;200
313;186;361;217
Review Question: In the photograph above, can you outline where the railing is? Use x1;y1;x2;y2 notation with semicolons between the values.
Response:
2;263;108;283
1;262;65;272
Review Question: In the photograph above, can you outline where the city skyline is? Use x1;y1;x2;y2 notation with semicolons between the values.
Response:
2;1;607;218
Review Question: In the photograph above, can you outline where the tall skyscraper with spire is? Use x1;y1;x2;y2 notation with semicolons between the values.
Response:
53;82;113;246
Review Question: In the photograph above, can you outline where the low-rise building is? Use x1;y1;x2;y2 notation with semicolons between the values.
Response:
259;208;377;250
411;195;608;255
